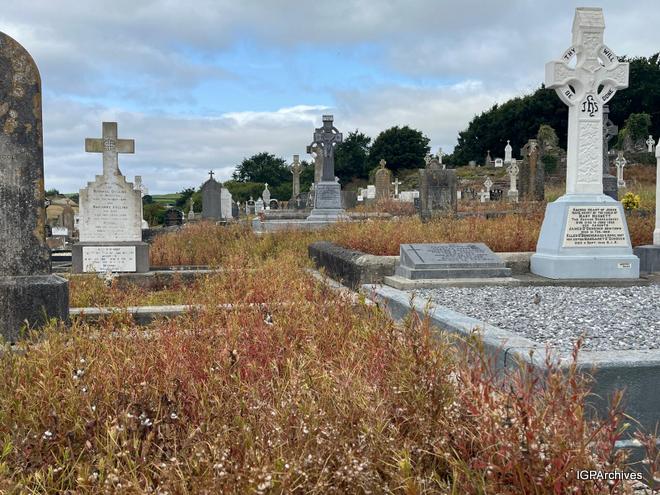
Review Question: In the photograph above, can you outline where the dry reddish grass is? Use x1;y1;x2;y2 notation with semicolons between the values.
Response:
0;253;641;493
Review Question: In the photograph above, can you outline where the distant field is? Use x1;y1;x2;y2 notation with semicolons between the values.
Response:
150;193;182;206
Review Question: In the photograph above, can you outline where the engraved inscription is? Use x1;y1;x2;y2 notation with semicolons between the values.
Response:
563;206;628;247
82;246;137;272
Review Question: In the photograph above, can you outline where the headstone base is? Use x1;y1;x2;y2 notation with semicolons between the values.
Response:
633;245;660;273
307;181;346;221
531;194;639;279
507;190;519;203
603;174;618;201
72;242;150;273
0;274;69;343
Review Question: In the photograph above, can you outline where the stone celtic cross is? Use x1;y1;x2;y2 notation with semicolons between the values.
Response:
85;122;135;175
391;178;401;196
647;135;655;153
484;176;493;192
546;7;629;195
437;147;444;164
508;160;519;192
291;154;301;197
615;152;626;187
310;115;342;182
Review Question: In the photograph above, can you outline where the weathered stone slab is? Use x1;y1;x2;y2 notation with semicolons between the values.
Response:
395;243;511;279
0;32;68;341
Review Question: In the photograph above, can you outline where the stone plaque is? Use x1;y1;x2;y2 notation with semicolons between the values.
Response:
82;246;136;272
79;174;142;242
562;206;628;247
314;182;341;209
396;243;511;279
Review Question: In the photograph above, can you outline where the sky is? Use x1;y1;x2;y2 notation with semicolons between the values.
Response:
2;0;659;194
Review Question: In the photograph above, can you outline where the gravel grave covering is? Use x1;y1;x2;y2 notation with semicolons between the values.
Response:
413;285;660;352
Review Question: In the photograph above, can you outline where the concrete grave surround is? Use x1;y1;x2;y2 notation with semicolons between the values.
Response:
394;243;512;280
531;7;639;279
73;122;149;273
307;115;346;221
201;171;223;220
0;32;69;341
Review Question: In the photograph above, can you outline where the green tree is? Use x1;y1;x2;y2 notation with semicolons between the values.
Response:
142;194;154;205
616;112;652;150
367;126;430;173
175;188;196;209
223;180;267;204
144;203;167;226
231;152;290;187
45;188;60;197
334;130;371;181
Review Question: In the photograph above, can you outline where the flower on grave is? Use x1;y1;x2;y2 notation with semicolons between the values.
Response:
621;192;640;210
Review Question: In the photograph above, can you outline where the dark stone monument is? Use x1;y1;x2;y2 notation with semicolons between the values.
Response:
201;170;223;220
602;105;619;200
0;32;68;342
231;201;239;219
164;209;183;226
307;115;345;221
60;201;76;238
341;190;358;210
519;139;545;201
419;155;457;220
395;243;512;279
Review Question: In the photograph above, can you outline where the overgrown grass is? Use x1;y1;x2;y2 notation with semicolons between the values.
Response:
0;253;639;493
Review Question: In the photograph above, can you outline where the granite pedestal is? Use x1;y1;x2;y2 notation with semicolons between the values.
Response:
0;274;69;342
307;181;347;221
531;195;639;279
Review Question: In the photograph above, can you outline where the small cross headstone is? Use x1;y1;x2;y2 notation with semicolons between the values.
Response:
437;147;445;165
0;31;68;340
75;122;148;273
484;176;493;193
507;160;520;203
291;154;301;200
391;178;402;198
374;159;392;199
188;199;195;221
647;135;655;153
615;152;626;187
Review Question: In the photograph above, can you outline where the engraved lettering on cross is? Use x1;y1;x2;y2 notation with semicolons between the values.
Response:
545;8;629;195
85;122;135;175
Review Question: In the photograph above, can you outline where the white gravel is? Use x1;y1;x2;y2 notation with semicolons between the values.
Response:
413;285;660;352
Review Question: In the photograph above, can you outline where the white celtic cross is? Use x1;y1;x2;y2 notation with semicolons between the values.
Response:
615;152;626;187
85;122;135;176
545;8;628;195
646;135;655;153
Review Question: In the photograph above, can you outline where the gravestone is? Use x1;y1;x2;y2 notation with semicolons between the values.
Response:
188;199;195;221
134;175;149;229
60;201;76;237
519;139;544;201
73;122;149;273
602;105;619;200
391;178;401;198
504;140;513;163
366;185;376;200
531;7;638;279
485;150;492;167
507;160;520;202
647;135;655;153
494;158;504;168
419;156;457;219
221;187;233;219
0;31;69;341
437;148;445;168
374;159;392;199
262;183;271;205
341;190;358;209
290;154;301;200
246;197;256;215
306;144;324;184
632;139;660;271
615;152;626;188
255;198;264;213
307;115;345;221
201;170;223;220
231;201;239;219
395;243;511;279
164;209;183;226
269;199;279;210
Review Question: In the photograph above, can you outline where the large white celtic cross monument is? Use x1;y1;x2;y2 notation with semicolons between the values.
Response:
546;7;628;195
530;8;639;279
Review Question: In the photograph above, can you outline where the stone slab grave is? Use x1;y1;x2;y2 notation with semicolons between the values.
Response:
0;31;69;342
531;7;639;279
389;243;512;287
72;122;149;273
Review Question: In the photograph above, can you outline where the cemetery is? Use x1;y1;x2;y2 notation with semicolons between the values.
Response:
1;5;660;493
